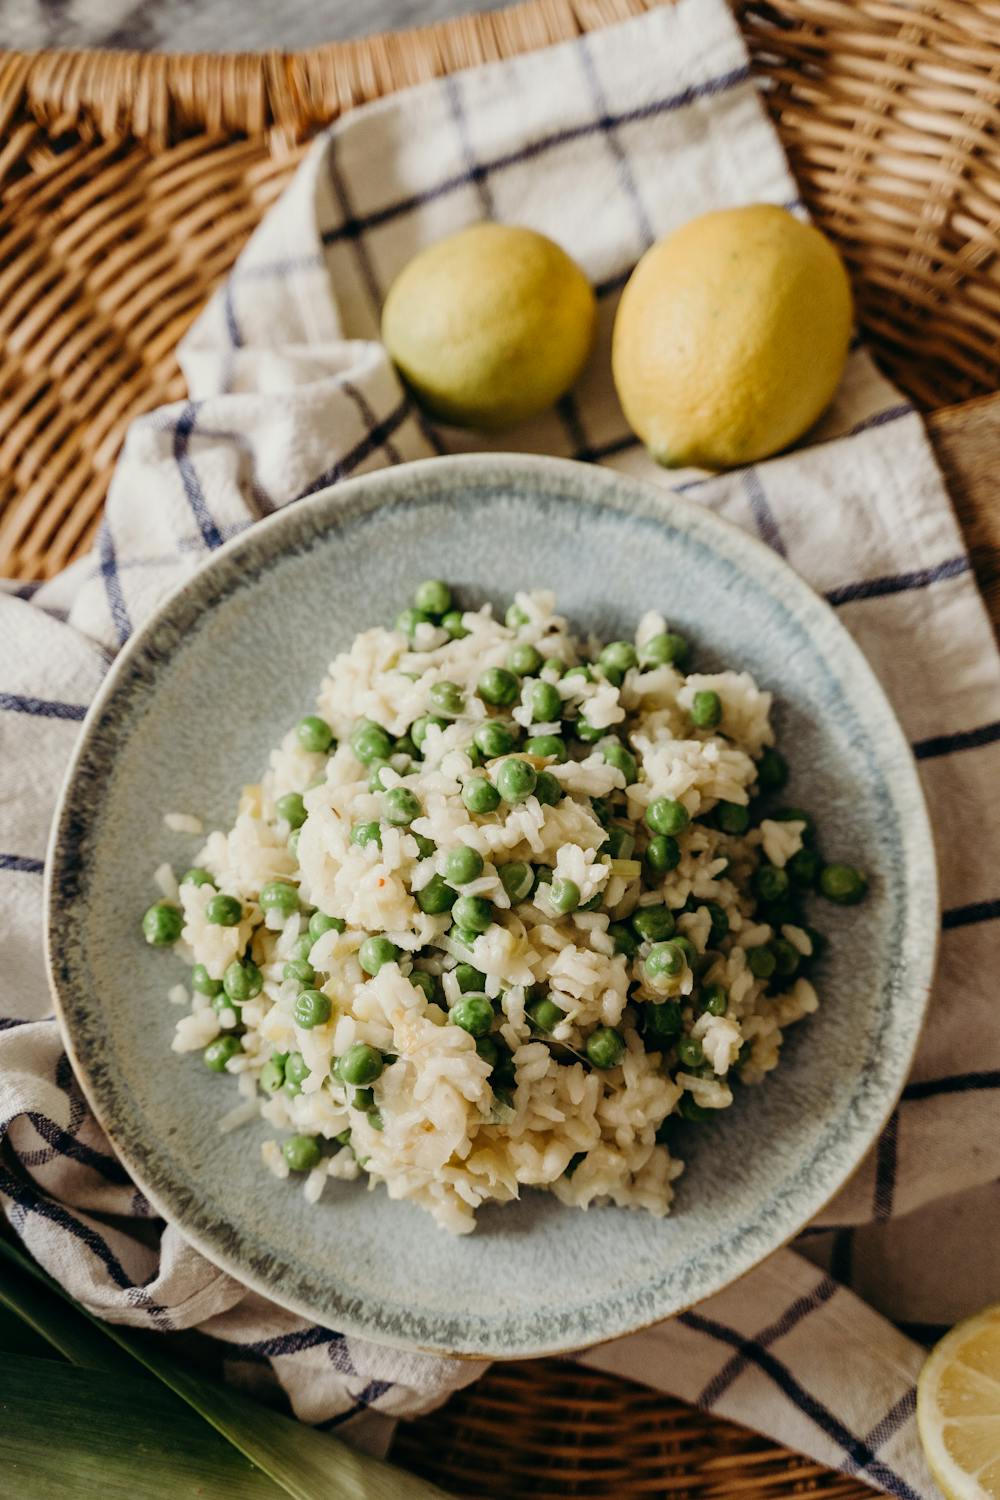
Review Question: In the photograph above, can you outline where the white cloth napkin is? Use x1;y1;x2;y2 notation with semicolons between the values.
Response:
3;0;999;1491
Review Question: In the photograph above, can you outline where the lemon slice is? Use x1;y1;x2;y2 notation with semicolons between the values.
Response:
918;1304;1000;1498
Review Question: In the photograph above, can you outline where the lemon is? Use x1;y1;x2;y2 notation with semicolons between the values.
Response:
917;1303;1000;1498
611;204;852;469
381;223;596;429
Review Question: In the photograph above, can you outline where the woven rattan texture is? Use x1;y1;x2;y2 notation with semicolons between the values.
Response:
393;1360;873;1497
2;0;1000;579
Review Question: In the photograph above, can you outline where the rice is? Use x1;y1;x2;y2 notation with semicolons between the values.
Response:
143;585;866;1235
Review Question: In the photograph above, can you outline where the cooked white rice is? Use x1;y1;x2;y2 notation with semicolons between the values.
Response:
144;588;846;1236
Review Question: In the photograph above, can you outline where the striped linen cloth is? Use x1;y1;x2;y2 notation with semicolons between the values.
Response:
2;0;999;1489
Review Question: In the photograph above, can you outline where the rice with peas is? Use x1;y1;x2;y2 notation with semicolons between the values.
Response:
142;583;868;1235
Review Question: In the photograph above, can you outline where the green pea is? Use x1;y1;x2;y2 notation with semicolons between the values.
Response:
259;1057;286;1094
691;690;723;729
259;880;299;915
223;958;262;1003
534;771;564;805
276;792;307;830
500;861;534;902
756;746;788;792
506;602;529;628
206;894;242;927
450;994;494;1037
645;941;686;980
787;847;821;888
191;963;222;997
211;992;240;1022
180;868;214;888
368;760;393;792
573;714;605;743
429;680;465;718
444;846;485;885
409;970;439;1004
395;606;431;638
601;741;638;784
638;631;688;669
819;863;868;905
646;797;689;835
351;719;393;765
508;643;543;676
411;714;447;750
293;988;331;1029
589;797;611;827
545;877;578;915
309;911;345;941
296;715;334;754
530;681;562;724
642;1000;682;1048
747;945;777;980
644;834;680;874
412;832;437;859
462;776;501;814
679;1096;712;1122
475;1036;500;1068
394;733;418;758
284;1051;310;1088
474;720;516;758
450;925;480;950
334;1128;352;1147
441;610;469;640
465;743;484;768
562;664;592;683
283;957;315;987
631;905;675;943
676;1036;704;1069
770;939;800;979
350;821;382;849
704;901;730;947
204;1035;241;1071
598;641;637;686
288;829;302;859
417;873;458;915
527;996;564;1032
700;983;728;1016
715;802;751;836
477;667;519;708
524;734;567;762
496;758;537;804
602;823;635;860
351;1086;376;1111
452;894;492;933
586;1027;625;1070
383;787;421;826
290;934;314;963
753;865;790;903
359;936;399;975
142;903;182;946
282;1135;321;1173
609;922;639;957
454;962;487;993
339;1042;384;1085
414;579;452;615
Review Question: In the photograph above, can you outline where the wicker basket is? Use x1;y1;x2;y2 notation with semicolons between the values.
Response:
2;1;998;1493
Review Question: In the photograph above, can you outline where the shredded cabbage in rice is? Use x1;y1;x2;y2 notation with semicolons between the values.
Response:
142;586;865;1235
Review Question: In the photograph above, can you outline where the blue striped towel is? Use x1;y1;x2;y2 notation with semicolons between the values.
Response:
2;0;998;1489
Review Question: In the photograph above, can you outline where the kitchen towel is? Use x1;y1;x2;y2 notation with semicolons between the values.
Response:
3;0;999;1491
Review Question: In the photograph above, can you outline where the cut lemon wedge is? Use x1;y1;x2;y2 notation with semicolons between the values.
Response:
918;1304;1000;1498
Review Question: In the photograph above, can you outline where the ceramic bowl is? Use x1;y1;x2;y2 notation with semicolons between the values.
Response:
46;453;937;1358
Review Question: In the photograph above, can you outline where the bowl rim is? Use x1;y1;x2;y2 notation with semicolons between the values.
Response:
44;450;939;1357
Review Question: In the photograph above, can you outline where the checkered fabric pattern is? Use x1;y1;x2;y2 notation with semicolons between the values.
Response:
2;0;998;1490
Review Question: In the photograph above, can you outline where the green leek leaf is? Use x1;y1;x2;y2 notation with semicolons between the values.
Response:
0;1255;135;1374
0;1236;452;1500
0;1353;282;1499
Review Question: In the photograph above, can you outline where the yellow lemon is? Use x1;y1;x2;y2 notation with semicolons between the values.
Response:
611;205;852;469
917;1303;1000;1498
381;223;596;429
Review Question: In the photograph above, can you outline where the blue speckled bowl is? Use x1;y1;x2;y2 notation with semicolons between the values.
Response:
46;454;937;1359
